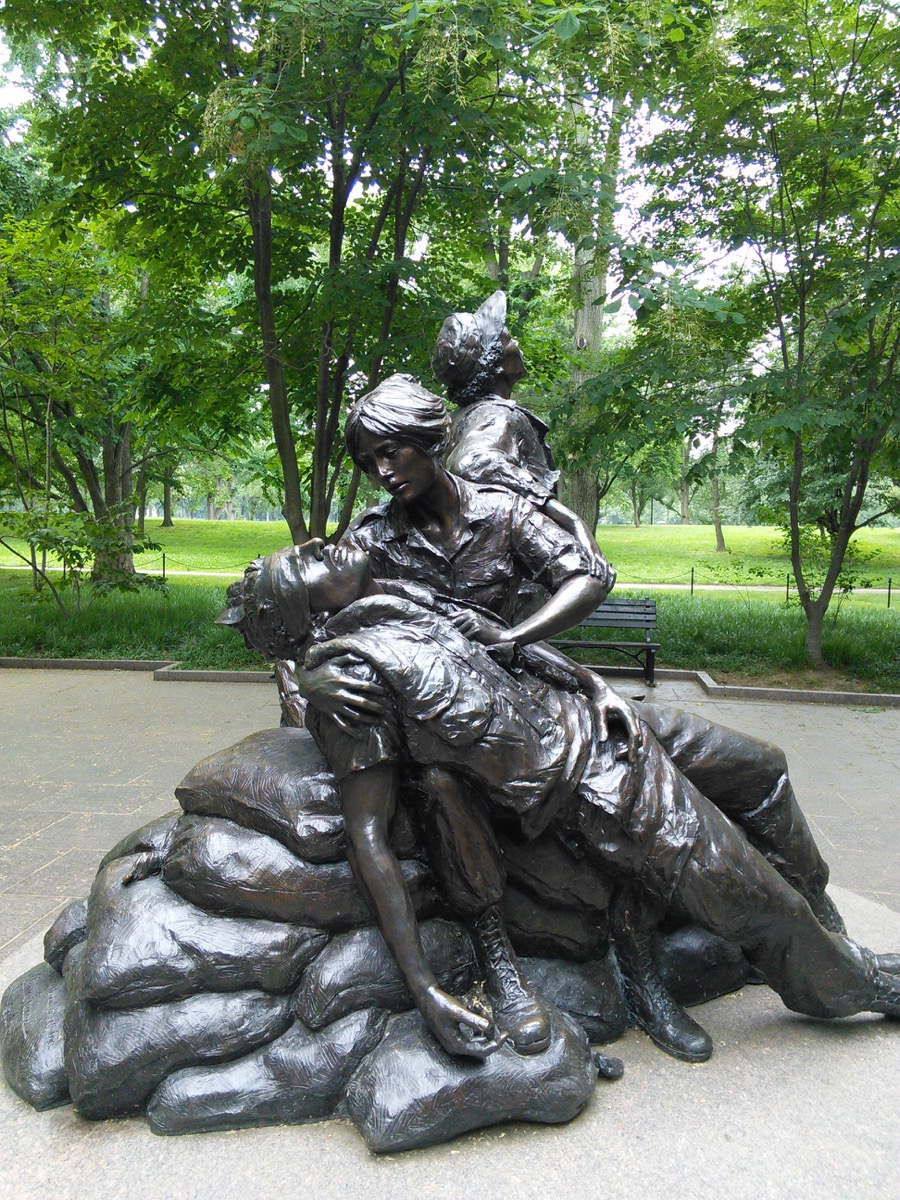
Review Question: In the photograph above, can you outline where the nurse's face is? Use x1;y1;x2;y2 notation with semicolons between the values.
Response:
351;429;439;506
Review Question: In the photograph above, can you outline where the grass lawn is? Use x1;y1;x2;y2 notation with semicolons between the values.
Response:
594;524;900;587
0;571;265;671
1;570;897;691
2;518;900;585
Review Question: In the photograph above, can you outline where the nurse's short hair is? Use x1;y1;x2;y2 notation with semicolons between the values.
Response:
345;373;451;467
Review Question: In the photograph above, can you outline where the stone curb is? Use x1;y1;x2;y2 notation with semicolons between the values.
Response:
693;669;900;707
2;654;899;706
0;656;271;684
153;662;272;684
0;656;172;672
549;663;900;707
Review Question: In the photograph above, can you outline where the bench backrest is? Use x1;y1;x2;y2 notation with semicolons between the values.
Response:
578;598;657;634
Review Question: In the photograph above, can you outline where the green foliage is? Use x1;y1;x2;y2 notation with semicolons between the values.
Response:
2;569;896;688
0;0;724;542
637;0;900;660
0;505;165;613
0;571;263;668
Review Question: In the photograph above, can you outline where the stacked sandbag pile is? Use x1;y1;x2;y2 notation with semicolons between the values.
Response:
1;726;635;1152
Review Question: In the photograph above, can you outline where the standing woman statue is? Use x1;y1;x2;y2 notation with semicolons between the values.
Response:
432;289;606;582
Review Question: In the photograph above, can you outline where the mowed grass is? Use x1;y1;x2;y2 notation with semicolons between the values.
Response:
0;517;297;575
594;524;900;587
1;570;897;690
2;518;899;584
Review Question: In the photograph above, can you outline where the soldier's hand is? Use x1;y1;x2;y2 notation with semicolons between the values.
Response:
420;986;506;1059
297;654;389;735
594;693;642;763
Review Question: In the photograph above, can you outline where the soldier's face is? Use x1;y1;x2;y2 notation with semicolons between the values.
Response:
269;540;372;615
352;429;439;505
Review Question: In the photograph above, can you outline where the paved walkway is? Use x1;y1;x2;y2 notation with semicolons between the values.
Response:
0;667;898;1199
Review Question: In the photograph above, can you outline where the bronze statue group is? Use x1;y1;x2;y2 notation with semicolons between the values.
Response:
3;292;898;1152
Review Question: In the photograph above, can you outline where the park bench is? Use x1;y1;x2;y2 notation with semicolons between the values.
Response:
551;596;660;686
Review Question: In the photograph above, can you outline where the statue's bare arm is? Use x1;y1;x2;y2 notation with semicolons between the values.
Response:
339;762;503;1059
541;497;611;585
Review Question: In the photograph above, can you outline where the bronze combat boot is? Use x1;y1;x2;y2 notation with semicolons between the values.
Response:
612;890;714;1063
471;905;552;1055
873;967;900;1017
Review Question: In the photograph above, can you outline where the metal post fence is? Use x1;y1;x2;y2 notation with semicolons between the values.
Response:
162;552;166;582
889;577;892;610
786;573;790;602
690;567;694;596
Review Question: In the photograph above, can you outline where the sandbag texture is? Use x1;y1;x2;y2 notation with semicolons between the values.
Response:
175;727;347;863
656;923;752;1006
78;856;326;1008
345;1004;597;1153
43;898;88;975
97;812;182;876
1;962;70;1110
520;956;627;1045
163;814;435;930
63;944;292;1119
147;1009;388;1135
295;918;475;1029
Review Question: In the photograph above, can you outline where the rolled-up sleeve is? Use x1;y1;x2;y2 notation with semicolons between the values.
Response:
508;496;594;592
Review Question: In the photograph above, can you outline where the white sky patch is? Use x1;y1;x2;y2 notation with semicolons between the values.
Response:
0;41;31;110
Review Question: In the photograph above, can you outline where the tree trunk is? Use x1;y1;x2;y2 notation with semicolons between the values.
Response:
680;442;691;524
246;175;307;544
563;91;624;528
162;473;174;527
803;601;826;667
94;420;134;577
711;473;727;552
560;468;599;534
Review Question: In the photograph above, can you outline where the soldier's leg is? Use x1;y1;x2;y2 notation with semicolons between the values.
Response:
676;790;898;1019
573;730;898;1021
414;766;552;1055
610;883;714;1062
633;701;841;929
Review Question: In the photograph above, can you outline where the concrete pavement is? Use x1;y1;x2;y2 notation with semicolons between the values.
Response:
0;667;898;1199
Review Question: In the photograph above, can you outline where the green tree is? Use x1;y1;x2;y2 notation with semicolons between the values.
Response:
641;0;900;664
4;1;589;541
